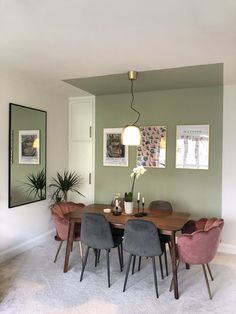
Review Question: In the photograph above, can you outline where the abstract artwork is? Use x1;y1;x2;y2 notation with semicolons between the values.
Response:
137;126;167;168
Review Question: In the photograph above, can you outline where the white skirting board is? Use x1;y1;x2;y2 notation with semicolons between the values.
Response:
0;231;235;264
218;242;236;255
0;229;55;264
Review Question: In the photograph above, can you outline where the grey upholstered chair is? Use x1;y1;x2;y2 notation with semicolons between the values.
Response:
123;219;163;298
80;213;123;287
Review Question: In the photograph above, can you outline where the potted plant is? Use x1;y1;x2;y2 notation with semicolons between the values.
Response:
24;169;46;200
124;166;146;214
49;170;84;203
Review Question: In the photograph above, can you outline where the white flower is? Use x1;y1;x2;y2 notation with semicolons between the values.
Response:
130;166;147;179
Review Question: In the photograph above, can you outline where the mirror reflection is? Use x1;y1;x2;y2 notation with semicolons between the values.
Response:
9;103;47;208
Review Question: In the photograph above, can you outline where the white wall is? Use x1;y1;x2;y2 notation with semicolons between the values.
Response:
0;71;69;262
221;84;236;254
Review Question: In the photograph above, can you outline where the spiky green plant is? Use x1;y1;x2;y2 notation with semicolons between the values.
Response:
24;169;46;200
49;170;84;203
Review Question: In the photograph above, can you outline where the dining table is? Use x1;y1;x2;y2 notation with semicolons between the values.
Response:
63;203;190;299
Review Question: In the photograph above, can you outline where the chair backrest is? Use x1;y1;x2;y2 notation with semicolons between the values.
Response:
123;219;162;257
148;200;173;213
182;217;224;234
51;202;85;218
178;220;224;264
51;202;85;240
80;213;114;250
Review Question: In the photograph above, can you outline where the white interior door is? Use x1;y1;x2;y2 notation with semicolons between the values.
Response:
68;96;95;205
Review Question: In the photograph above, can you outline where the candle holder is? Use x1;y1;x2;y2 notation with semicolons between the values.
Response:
142;202;147;216
134;199;143;217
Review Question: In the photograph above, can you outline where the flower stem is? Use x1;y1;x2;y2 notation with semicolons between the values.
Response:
131;174;136;194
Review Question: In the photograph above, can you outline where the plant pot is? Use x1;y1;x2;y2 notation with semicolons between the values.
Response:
124;201;134;215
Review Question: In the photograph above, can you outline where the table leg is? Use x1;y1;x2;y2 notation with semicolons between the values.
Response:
170;231;179;299
64;221;75;273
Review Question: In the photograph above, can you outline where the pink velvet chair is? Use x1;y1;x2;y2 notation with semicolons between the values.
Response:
51;202;85;263
175;217;224;299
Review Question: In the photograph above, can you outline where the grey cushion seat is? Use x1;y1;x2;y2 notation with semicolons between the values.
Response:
123;219;163;298
80;212;123;287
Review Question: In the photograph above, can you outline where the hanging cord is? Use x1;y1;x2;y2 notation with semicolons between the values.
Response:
130;79;140;125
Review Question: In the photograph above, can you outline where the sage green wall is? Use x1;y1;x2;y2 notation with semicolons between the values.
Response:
95;86;223;218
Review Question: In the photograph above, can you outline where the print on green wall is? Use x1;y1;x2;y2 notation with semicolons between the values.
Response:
103;128;128;167
137;126;167;168
176;125;209;169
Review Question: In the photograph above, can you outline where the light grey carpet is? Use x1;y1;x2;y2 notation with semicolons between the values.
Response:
0;239;236;314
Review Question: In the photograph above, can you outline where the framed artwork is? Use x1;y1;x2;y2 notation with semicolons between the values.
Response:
103;128;128;166
176;125;209;169
137;126;167;168
19;130;40;164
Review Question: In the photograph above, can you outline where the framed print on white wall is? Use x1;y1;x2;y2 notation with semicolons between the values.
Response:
176;125;209;169
103;128;128;166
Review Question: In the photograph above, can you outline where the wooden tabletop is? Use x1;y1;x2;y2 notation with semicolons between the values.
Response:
65;203;190;235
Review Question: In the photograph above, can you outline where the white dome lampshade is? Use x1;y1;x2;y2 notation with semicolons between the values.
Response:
122;125;141;146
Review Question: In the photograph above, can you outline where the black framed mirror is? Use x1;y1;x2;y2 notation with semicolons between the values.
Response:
9;103;47;208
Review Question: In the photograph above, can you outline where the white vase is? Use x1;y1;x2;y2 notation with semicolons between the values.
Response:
124;201;134;215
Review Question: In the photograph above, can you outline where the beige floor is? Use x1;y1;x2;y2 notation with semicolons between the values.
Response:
0;240;236;314
213;251;236;268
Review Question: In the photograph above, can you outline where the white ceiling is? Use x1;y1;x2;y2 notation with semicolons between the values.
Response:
0;0;235;96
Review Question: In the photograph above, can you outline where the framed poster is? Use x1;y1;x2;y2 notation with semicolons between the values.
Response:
137;126;167;168
103;128;128;166
19;130;40;164
176;125;209;169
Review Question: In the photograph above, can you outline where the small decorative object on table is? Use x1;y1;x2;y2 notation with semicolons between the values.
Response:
135;195;147;217
112;193;122;216
134;192;143;217
142;197;147;216
124;166;146;215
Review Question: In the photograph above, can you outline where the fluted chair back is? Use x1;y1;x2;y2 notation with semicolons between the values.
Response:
178;225;222;265
51;202;84;240
51;202;85;263
176;218;224;299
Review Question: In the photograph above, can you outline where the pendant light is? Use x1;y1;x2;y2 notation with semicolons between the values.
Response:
121;70;141;145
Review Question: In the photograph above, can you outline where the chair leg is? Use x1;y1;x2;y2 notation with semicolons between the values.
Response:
97;249;101;264
132;255;136;275
202;264;212;299
80;246;90;282
206;263;214;281
117;245;123;272
159;256;164;279
78;241;83;264
54;241;63;263
106;249;111;288
152;256;159;298
120;242;123;268
138;256;142;271
163;244;168;276
123;254;132;292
